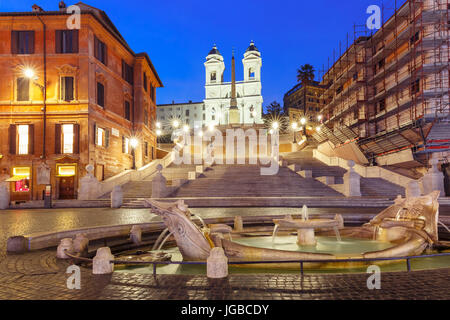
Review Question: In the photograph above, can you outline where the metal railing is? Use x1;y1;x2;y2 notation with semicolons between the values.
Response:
65;251;450;277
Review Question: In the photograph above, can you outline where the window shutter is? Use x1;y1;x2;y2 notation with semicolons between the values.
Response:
66;77;74;101
55;124;61;154
105;128;110;148
28;124;34;155
94;36;98;59
60;77;65;101
74;124;80;154
93;122;97;144
29;31;35;54
72;30;79;53
11;31;18;54
122;136;125;153
9;125;16;155
55;30;62;53
104;44;108;65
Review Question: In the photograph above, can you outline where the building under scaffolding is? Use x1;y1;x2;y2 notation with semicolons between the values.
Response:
314;0;449;170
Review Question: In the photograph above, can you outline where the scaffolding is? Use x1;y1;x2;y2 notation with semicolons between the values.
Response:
319;0;450;162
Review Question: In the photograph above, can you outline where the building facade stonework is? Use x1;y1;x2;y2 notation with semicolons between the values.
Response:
0;2;162;202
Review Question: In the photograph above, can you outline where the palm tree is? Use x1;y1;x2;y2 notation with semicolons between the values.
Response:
296;64;316;129
297;64;316;85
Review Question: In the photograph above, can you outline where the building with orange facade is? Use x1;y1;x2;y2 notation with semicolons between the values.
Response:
0;2;162;202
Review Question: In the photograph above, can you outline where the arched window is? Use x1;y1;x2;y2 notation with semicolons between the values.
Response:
249;68;255;80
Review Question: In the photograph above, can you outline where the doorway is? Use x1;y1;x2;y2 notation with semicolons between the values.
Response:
59;176;75;199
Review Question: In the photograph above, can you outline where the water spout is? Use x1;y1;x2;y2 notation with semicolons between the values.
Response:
152;227;170;251
158;231;174;251
272;224;280;243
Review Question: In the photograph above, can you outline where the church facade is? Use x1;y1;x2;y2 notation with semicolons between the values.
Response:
157;42;264;133
204;42;264;126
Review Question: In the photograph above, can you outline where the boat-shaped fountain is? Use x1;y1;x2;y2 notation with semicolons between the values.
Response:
143;191;443;269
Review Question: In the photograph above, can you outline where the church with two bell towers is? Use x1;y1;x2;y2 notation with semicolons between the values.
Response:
203;42;264;125
156;41;263;134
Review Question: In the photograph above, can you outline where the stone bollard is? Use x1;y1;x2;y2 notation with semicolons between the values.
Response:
234;216;243;232
73;233;89;256
421;158;445;197
343;160;361;197
152;164;168;198
111;185;123;208
207;247;228;279
406;181;421;198
57;238;74;259
93;247;114;275
130;225;142;245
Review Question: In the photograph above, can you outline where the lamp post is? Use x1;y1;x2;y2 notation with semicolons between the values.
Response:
300;117;307;136
130;137;139;170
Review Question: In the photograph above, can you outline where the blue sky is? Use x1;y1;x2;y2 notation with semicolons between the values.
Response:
2;0;398;109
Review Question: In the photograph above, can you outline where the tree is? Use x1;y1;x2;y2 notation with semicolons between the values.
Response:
297;64;316;85
265;101;283;117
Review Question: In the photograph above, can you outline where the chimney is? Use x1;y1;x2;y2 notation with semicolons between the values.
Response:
59;1;67;11
32;4;44;12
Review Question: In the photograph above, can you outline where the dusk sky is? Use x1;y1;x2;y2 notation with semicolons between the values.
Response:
2;0;397;110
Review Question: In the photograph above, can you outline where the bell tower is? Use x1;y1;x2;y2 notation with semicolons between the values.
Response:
204;45;224;85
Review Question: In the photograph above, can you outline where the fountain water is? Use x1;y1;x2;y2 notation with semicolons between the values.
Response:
301;205;309;221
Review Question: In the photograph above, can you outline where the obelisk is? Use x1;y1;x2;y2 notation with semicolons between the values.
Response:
229;50;240;125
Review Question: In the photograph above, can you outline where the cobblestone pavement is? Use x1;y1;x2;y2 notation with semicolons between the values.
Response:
0;250;448;300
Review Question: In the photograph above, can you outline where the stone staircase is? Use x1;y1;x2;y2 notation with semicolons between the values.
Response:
170;164;343;198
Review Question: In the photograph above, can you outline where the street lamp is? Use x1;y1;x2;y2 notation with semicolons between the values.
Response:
317;115;323;122
272;121;279;130
173;120;180;129
130;137;139;170
300;118;307;135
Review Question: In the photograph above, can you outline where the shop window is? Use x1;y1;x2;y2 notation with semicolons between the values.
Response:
12;167;31;192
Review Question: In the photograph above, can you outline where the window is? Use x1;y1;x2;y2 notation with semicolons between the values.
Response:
143;72;148;92
410;32;420;45
203;114;206;121
249;68;255;80
62;124;74;154
9;124;33;155
12;167;31;193
17;77;29;101
353;73;358;81
210;72;217;82
11;31;34;54
97;82;105;107
56;30;78;53
186;109;190;116
94;36;107;65
122;60;134;84
411;79;420;94
93;124;109;148
55;123;79;154
61;77;74;101
123;136;130;154
17;125;29;155
378;99;386;112
144;108;149;127
145;142;148;157
124;101;131;121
